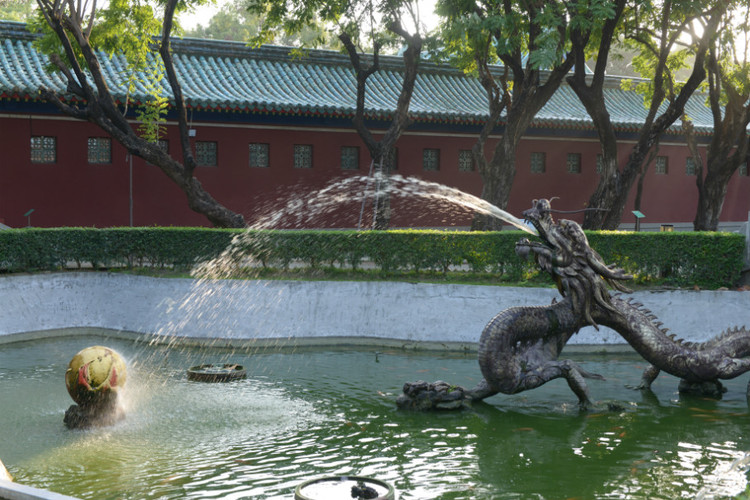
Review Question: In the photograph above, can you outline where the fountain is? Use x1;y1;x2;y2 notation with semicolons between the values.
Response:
63;346;127;429
1;176;749;499
1;336;750;499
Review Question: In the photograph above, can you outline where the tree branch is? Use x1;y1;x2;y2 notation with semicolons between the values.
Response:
339;30;380;156
160;0;195;176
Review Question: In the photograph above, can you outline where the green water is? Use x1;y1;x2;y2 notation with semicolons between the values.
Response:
1;334;749;499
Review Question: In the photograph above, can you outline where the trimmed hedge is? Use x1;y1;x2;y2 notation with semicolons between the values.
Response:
586;230;746;289
0;227;745;288
0;227;236;271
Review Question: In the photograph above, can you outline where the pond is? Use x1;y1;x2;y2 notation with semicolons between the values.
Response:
1;333;749;499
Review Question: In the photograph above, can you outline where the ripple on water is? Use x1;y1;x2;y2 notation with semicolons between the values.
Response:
3;337;750;499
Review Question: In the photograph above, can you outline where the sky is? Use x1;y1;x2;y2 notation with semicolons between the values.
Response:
178;0;440;33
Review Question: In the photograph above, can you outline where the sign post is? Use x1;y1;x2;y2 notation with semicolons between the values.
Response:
632;210;645;232
23;209;35;228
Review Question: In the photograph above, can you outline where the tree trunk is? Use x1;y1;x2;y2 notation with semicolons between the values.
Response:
565;0;624;229
595;138;660;229
473;130;521;230
339;23;421;230
694;167;733;231
38;0;246;228
634;148;658;214
472;60;574;230
567;81;622;229
692;46;750;231
372;147;393;230
575;3;721;230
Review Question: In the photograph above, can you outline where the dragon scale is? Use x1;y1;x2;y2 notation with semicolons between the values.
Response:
598;295;750;386
396;198;750;410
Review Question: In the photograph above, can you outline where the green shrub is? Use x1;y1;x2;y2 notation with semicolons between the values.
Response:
0;227;236;272
586;231;745;289
0;227;744;288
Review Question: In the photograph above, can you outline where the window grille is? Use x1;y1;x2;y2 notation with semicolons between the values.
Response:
423;148;440;171
294;144;313;168
530;152;546;173
655;156;668;175
341;146;359;170
196;141;218;166
31;136;56;163
87;137;111;164
249;143;270;168
685;157;697;176
596;154;603;174
566;153;581;174
458;150;475;172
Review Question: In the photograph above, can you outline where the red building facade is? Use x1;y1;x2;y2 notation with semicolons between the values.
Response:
1;21;748;230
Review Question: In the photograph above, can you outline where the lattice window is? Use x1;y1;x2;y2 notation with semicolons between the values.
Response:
196;141;218;166
87;137;111;164
294;144;313;169
423;148;440;171
249;143;270;168
530;152;546;173
685;157;697;175
596;154;603;174
740;162;748;177
566;153;582;174
458;150;475;172
655;156;668;175
341;146;359;170
30;136;56;163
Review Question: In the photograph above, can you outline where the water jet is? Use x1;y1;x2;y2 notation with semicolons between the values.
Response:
1;181;749;499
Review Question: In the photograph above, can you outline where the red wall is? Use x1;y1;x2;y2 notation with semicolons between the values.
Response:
1;113;748;229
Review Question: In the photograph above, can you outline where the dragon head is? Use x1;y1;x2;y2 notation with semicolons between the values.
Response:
522;199;555;247
520;198;578;261
517;198;633;327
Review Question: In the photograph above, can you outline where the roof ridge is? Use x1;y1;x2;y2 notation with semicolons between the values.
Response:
0;20;715;133
170;37;468;77
0;20;38;41
0;21;462;76
0;20;655;85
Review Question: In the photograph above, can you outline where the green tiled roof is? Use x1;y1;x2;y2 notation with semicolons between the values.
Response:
0;20;715;134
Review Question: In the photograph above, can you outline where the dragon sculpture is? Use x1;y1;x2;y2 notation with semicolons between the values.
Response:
396;198;750;410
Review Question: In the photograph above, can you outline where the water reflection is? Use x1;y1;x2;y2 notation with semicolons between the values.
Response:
1;335;748;499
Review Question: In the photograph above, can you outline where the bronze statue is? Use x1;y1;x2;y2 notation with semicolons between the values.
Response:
397;199;750;410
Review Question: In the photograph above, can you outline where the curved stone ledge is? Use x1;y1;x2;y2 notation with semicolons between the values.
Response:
0;272;748;352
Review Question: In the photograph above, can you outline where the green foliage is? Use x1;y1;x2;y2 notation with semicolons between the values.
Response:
433;0;619;73
617;0;715;107
709;3;750;107
184;0;336;46
135;54;169;142
0;0;35;22
587;231;746;289
0;228;744;289
31;0;182;138
246;0;419;52
0;228;236;271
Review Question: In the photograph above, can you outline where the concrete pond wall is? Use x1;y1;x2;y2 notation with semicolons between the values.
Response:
1;272;749;352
